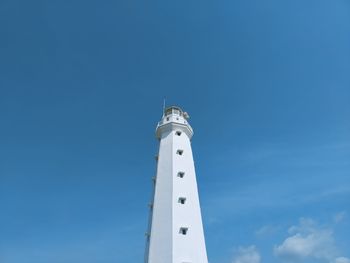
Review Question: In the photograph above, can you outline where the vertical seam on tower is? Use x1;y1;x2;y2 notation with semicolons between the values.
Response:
171;127;174;262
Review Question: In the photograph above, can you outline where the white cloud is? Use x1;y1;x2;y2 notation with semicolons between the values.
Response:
274;218;349;263
232;246;261;263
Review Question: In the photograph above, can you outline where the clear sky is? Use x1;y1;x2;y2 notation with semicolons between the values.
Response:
0;0;349;263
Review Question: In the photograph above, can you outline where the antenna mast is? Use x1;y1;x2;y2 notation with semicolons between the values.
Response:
162;98;166;116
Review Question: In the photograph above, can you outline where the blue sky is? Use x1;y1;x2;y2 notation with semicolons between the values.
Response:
0;0;349;262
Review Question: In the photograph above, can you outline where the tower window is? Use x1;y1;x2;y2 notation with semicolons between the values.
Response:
177;172;185;178
176;149;184;155
175;131;182;136
166;117;169;121
179;227;188;235
178;197;186;204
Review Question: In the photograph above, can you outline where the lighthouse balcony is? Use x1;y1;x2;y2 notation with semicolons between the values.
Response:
156;106;193;139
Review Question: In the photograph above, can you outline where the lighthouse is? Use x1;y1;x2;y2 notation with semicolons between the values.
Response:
145;106;208;263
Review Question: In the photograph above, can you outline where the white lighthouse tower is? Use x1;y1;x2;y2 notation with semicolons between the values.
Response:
145;106;208;263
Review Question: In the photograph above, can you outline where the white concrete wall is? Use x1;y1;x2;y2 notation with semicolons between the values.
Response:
147;109;208;263
172;128;208;263
148;129;173;262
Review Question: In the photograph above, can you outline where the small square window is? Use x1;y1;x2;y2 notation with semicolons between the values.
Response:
166;117;169;121
178;172;185;178
179;227;188;235
178;197;186;204
175;131;182;136
176;149;184;155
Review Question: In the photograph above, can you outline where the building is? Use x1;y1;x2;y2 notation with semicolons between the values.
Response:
145;106;208;263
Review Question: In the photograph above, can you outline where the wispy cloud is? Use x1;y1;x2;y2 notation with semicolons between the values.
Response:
234;140;350;167
203;140;350;222
232;246;261;263
333;211;346;224
204;182;350;222
255;225;281;237
334;257;350;263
